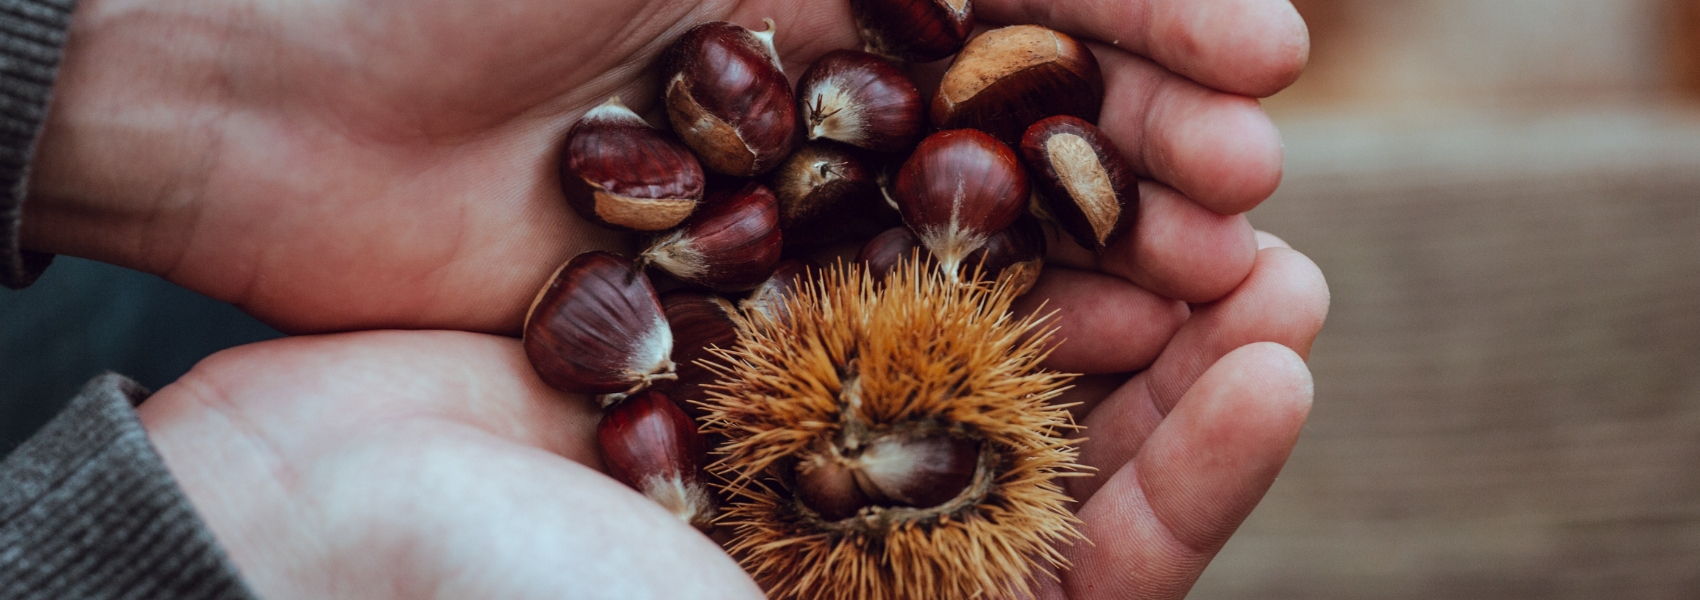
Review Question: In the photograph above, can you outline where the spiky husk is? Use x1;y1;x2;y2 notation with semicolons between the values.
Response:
700;258;1082;600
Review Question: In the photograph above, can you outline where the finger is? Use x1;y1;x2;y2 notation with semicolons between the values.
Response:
1254;229;1290;249
1096;181;1259;303
1059;342;1312;599
1094;45;1285;215
978;0;1310;97
1013;266;1189;374
1070;247;1325;499
1146;247;1328;411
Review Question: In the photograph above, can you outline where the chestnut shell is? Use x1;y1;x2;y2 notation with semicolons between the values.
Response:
797;49;924;153
1020;115;1138;251
524;252;672;395
932;25;1104;144
662;20;799;176
893;129;1030;268
849;0;975;62
559;99;704;231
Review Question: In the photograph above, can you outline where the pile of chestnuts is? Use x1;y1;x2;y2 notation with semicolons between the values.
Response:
523;0;1137;595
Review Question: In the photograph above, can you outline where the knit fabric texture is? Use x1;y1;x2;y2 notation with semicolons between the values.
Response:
0;374;256;599
0;0;74;289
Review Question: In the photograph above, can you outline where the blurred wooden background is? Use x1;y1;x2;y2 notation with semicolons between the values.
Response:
1193;1;1700;597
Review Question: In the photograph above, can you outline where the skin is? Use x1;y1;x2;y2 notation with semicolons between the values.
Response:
24;0;1326;597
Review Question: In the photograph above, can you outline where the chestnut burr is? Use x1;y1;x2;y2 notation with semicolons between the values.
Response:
1021;116;1139;251
932;25;1104;144
598;390;717;529
893;129;1030;275
559;97;705;231
640;182;783;292
524;252;674;396
848;0;975;63
797;50;923;153
662;19;799;177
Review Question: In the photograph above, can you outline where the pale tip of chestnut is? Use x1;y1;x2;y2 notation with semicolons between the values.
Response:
752;17;782;71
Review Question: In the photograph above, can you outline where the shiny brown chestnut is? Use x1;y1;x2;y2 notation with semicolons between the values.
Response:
849;0;975;63
793;432;982;521
893;129;1030;274
1021;116;1138;251
559;97;704;231
767;142;879;245
657;292;739;417
797;50;923;153
739;258;815;322
662;19;798;176
641;182;783;292
856;226;923;282
524;252;674;396
932;25;1104;144
598;390;716;529
964;216;1046;296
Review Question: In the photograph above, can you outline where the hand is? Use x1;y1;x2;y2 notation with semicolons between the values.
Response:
22;0;1306;334
139;331;765;599
65;0;1326;596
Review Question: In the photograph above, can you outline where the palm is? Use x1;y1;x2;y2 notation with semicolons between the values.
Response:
139;331;762;599
102;0;868;333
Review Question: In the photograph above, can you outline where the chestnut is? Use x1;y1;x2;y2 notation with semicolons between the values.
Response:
740;258;816;323
932;25;1104;144
658;292;739;417
796;49;923;153
598;390;716;529
1021;116;1138;251
559;97;704;231
856;226;923;282
893;129;1030;274
848;0;975;63
524;252;674;396
766;142;880;246
640;182;783;292
965;216;1045;296
662;19;799;176
793;432;982;520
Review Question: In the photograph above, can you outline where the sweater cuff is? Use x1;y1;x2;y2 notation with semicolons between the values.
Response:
0;373;255;599
0;0;76;289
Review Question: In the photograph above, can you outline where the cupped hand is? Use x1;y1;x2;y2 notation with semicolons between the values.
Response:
79;0;1328;596
139;331;764;599
24;0;1306;334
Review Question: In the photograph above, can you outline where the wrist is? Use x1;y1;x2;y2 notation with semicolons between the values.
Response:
21;0;232;272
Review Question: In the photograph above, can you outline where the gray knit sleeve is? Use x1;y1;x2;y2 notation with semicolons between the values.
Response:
0;0;74;289
0;374;257;599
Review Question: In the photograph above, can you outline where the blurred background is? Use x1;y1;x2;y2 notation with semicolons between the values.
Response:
3;0;1699;597
1199;0;1700;597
